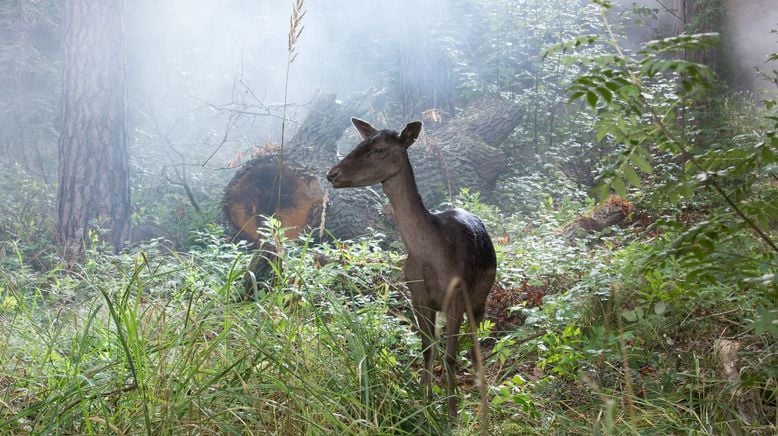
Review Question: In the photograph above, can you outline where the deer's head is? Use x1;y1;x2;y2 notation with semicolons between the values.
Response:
327;118;422;188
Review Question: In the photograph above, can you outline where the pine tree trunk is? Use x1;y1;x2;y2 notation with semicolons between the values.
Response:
54;0;129;263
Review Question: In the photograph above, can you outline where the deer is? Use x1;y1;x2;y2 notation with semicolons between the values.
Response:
326;118;497;419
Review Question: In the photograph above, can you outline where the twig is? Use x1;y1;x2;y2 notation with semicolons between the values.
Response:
162;166;202;213
201;112;238;167
653;0;684;23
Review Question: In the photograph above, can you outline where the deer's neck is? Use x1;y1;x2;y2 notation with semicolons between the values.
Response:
382;160;437;256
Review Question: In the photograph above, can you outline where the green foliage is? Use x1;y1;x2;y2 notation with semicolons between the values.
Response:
0;229;455;434
556;1;776;291
457;0;605;165
459;3;776;432
492;374;539;422
0;164;57;268
536;325;585;379
525;3;778;431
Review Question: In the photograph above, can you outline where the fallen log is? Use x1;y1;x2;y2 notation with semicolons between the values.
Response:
559;195;633;240
222;92;520;244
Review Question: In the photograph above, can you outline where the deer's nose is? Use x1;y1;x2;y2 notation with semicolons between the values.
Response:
326;168;340;182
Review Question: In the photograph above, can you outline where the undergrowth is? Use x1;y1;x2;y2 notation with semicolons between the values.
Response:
1;180;775;434
1;227;451;434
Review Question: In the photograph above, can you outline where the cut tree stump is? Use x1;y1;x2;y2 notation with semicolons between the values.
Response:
222;92;520;244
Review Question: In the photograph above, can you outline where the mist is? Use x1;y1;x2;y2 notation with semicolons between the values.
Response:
123;0;777;167
722;0;778;92
2;0;776;203
124;0;468;165
3;0;776;234
616;0;778;92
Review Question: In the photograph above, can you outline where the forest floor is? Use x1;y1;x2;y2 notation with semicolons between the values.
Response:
0;188;775;435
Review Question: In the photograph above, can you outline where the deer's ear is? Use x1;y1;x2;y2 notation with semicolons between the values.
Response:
399;121;422;148
352;118;377;139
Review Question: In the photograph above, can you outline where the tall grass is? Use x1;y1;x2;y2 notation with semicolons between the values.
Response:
0;230;469;434
275;0;306;214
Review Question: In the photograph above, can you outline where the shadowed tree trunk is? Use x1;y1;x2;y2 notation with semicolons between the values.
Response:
54;0;130;263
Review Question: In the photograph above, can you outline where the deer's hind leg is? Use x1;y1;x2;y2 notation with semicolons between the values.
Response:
444;305;464;418
467;304;485;364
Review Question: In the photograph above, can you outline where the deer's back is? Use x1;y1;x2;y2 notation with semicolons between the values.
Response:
433;208;496;286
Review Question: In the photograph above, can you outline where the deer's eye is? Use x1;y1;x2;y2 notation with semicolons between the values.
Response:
373;148;386;155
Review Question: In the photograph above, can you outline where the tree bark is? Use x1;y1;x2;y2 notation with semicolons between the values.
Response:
54;0;130;263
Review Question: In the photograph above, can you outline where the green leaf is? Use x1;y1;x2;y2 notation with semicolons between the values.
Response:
586;91;599;108
760;143;776;163
678;180;694;197
756;210;769;233
621;164;641;188
754;307;778;337
622;310;638;322
612;176;627;197
568;91;586;103
604;80;621;92
596;125;611;142
667;189;680;204
592;182;610;202
698;236;714;254
597;86;613;103
629;153;653;174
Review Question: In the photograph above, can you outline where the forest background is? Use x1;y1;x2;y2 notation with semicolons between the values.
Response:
0;0;776;433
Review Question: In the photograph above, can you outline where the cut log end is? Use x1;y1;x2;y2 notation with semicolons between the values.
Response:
223;157;324;242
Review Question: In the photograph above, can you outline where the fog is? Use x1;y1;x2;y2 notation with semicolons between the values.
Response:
1;0;776;191
722;0;778;92
124;0;777;164
618;0;778;93
125;0;468;168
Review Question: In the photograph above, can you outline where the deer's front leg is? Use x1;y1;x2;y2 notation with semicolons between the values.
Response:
406;259;437;393
411;291;436;394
